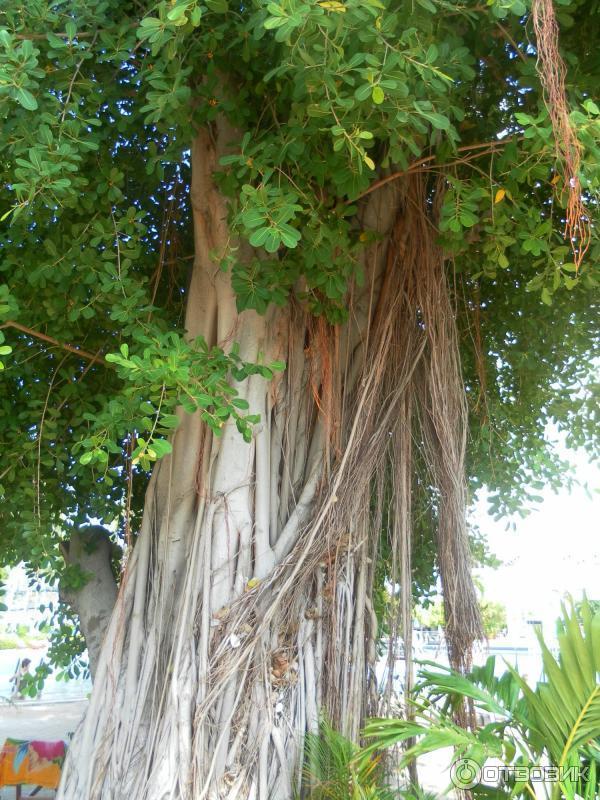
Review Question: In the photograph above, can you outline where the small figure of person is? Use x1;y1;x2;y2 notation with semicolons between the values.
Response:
9;657;32;698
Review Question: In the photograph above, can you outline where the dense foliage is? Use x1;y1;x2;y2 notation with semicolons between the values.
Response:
0;0;598;666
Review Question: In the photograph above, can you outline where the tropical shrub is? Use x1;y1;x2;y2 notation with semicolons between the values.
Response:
303;718;398;800
363;597;600;799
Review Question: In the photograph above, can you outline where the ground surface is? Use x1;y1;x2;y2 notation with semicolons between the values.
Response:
0;698;87;741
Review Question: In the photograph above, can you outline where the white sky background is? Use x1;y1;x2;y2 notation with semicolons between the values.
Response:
472;444;599;636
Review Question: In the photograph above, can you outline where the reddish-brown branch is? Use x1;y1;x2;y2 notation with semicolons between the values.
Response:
354;137;514;202
495;22;529;64
1;320;107;365
11;23;137;41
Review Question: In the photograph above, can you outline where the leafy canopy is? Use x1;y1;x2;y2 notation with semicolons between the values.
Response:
0;0;598;614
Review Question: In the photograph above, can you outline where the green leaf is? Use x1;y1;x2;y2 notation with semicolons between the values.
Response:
149;439;173;457
426;44;438;63
241;208;267;229
419;110;450;131
139;17;163;29
371;86;384;104
206;0;229;11
264;15;288;29
263;229;281;253
459;210;478;227
355;84;373;102
15;88;38;111
167;6;188;21
249;227;270;247
159;414;181;428
279;224;301;248
231;397;250;409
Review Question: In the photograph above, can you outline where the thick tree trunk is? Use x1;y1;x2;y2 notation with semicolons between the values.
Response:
59;526;118;679
58;120;480;800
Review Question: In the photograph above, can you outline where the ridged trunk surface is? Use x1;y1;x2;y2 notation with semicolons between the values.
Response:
58;118;481;800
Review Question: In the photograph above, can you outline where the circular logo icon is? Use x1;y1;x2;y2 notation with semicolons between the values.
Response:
450;757;481;789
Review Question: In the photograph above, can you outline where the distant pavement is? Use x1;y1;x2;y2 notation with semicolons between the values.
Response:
0;698;87;742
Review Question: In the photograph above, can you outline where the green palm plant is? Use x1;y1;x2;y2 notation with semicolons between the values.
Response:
362;597;600;800
302;717;399;799
511;598;600;799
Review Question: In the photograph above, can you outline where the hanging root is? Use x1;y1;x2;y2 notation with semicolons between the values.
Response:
415;181;483;674
531;0;590;268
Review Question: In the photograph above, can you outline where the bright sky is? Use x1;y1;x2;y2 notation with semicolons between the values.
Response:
473;444;599;636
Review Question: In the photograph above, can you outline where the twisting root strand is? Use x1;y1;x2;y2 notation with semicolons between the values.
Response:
532;0;590;268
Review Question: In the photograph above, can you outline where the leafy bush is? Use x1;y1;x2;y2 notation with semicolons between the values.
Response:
0;634;22;649
479;600;508;639
303;718;398;800
364;597;600;800
415;598;507;638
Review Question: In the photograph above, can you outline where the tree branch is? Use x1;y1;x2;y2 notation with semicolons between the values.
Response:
495;21;529;64
10;23;137;41
1;320;107;365
355;137;515;202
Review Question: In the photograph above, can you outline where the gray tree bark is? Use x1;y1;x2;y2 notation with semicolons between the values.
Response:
59;526;118;679
57;121;480;800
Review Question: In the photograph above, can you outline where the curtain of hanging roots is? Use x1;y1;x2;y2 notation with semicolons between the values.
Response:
57;132;482;799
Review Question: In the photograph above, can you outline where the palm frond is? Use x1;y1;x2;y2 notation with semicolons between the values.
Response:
514;598;600;768
304;718;399;799
361;597;600;800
